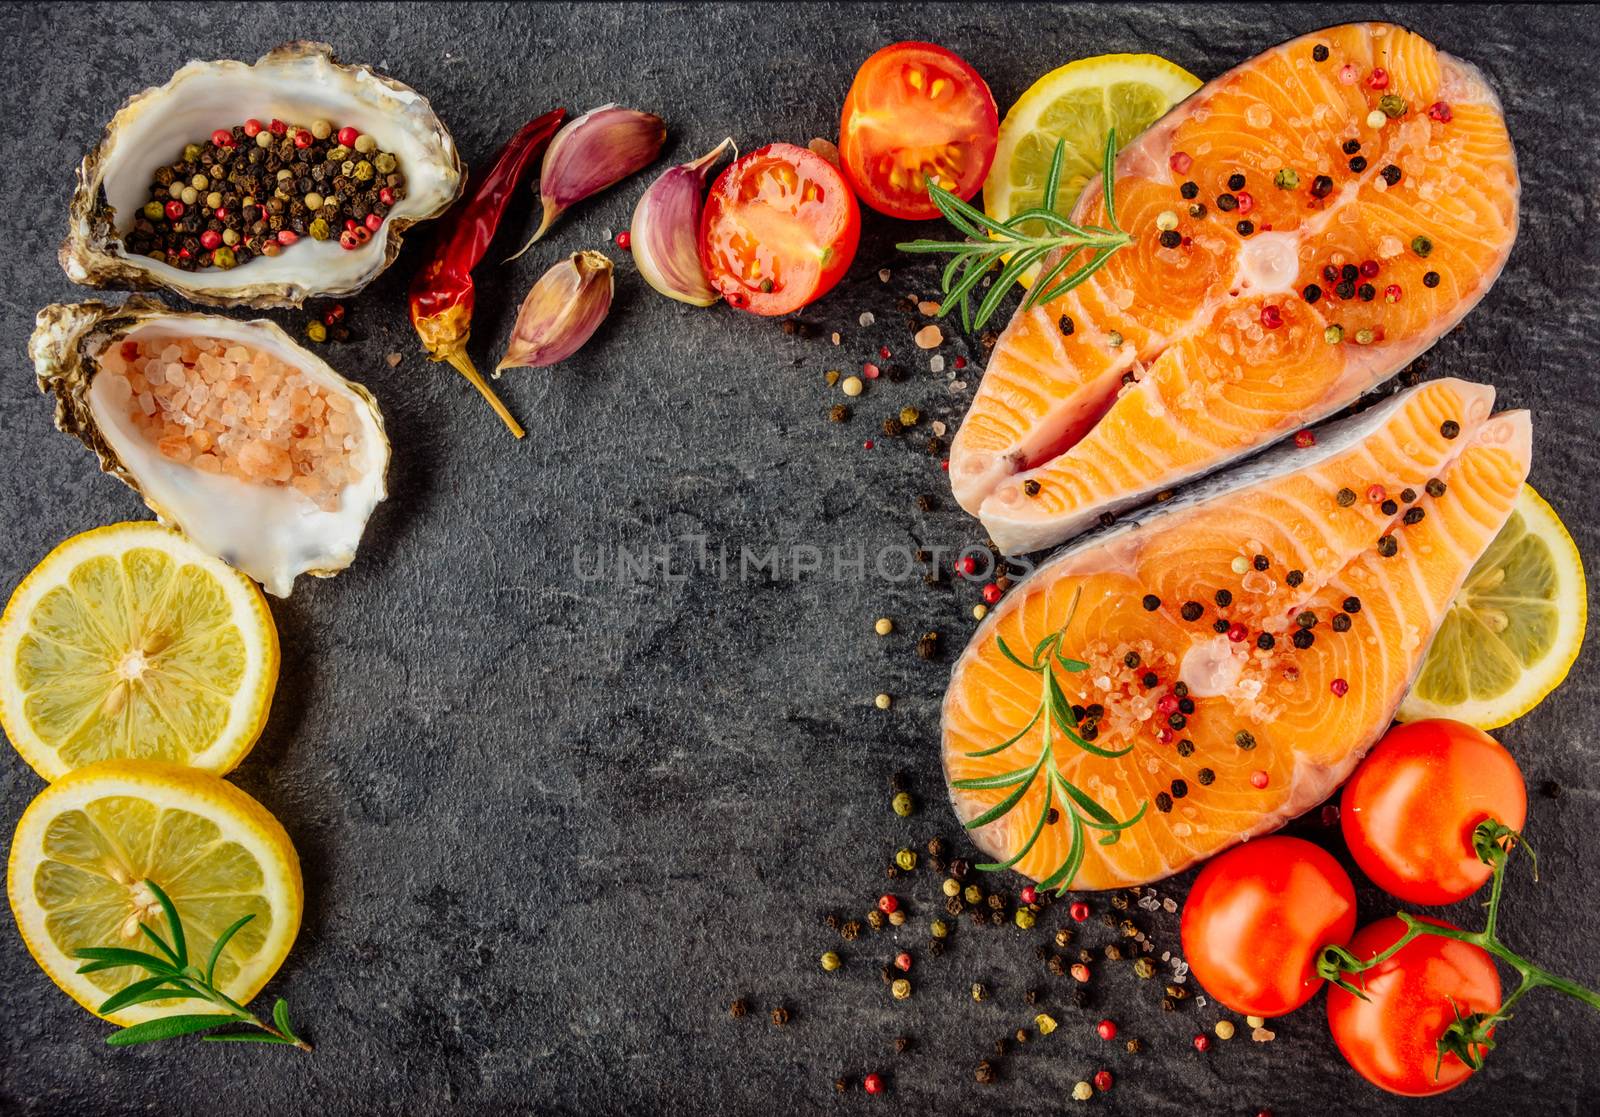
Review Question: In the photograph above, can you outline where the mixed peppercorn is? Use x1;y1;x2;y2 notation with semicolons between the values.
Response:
115;118;407;269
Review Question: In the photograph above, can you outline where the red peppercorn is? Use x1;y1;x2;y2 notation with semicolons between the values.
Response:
1157;694;1180;716
863;1073;884;1096
1021;885;1038;905
1330;678;1350;697
1169;151;1193;174
1367;484;1386;502
1194;1034;1212;1052
365;213;383;232
210;128;234;148
1156;727;1175;745
954;356;968;369
292;129;312;149
879;345;892;360
379;187;396;207
981;583;1003;605
1359;259;1379;278
323;304;347;327
214;208;228;220
1227;622;1248;643
243;118;264;137
1427;101;1453;123
1093;1070;1114;1092
1294;429;1316;448
277;229;299;246
1385;284;1403;303
1260;304;1283;329
1097;1019;1118;1041
940;460;949;472
1070;901;1090;923
340;230;360;250
337;126;360;147
615;230;631;249
1367;67;1390;90
863;440;874;450
956;555;977;577
353;226;371;245
345;218;360;232
878;894;899;915
862;361;880;379
895;951;912;972
269;118;288;136
164;200;185;221
1250;770;1270;789
1071;962;1091;982
1235;191;1254;216
200;230;221;250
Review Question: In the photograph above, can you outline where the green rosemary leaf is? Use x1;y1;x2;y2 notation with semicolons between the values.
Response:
202;1032;301;1045
138;923;183;969
105;1013;229;1047
96;976;192;1015
1005;208;1092;239
974;245;1049;329
205;914;256;986
1022;245;1090;311
1054;651;1090;673
145;879;187;967
928;183;1018;239
1039;813;1087;892
1100;128;1119;229
1045;671;1078;734
961;707;1044;759
996;635;1042;674
1055;773;1147;832
1035;244;1122;308
1042;137;1067;216
943;256;1001;324
976;780;1054;872
963;755;1046;829
1032;632;1060;663
273;998;298;1042
74;946;179;974
952;764;1038;792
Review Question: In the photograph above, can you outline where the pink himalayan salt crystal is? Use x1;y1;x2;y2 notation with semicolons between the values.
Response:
100;335;362;511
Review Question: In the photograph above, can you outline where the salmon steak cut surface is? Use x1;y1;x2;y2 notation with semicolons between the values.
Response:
942;379;1530;891
950;23;1518;555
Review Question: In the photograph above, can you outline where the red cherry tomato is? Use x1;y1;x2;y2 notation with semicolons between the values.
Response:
699;143;860;316
839;41;998;220
1180;836;1356;1016
1326;916;1500;1096
1342;719;1526;905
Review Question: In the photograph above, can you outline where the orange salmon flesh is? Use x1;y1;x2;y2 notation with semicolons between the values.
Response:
950;23;1518;554
942;379;1530;890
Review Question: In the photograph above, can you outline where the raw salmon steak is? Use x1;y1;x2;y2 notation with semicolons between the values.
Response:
950;24;1518;554
942;379;1530;890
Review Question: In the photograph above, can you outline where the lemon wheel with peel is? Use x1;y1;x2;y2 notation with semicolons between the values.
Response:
0;522;278;781
984;54;1201;285
7;758;302;1025
1399;485;1587;729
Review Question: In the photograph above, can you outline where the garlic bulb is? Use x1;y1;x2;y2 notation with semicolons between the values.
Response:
630;138;734;307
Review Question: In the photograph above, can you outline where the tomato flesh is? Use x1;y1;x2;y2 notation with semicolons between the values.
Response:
1342;719;1526;905
1180;836;1357;1017
839;41;998;220
1326;916;1500;1097
699;143;859;317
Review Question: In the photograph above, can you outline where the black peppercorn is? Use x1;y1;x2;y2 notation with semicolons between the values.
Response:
1310;174;1333;198
1197;767;1215;785
1236;220;1255;236
1332;613;1352;632
1292;629;1316;649
1180;180;1199;199
1177;738;1195;757
1286;569;1305;587
1181;601;1204;621
1348;155;1368;173
1142;594;1161;611
1303;283;1322;303
1217;193;1238;212
1159;229;1183;249
1381;164;1402;186
1215;588;1233;607
1381;499;1399;515
1423;271;1441;288
1314;43;1330;61
1426;478;1446;498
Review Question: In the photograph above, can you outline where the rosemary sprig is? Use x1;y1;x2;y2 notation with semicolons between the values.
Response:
71;879;310;1051
1316;820;1600;1080
951;587;1148;893
897;129;1132;332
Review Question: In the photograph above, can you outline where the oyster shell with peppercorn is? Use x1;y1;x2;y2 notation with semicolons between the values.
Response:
31;299;390;597
61;41;462;309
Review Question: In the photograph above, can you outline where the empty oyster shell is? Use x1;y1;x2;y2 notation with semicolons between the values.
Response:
61;41;462;309
31;298;390;597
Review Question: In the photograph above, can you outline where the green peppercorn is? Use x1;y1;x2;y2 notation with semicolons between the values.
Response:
892;791;914;817
1273;168;1301;189
1324;324;1346;345
971;982;988;1002
353;161;375;183
964;885;983;905
1133;957;1156;979
821;951;842;972
142;200;165;221
1411;235;1434;258
931;918;950;939
327;144;351;163
305;320;327;342
895;848;918;871
308;217;331;241
942;878;961;898
1379;94;1409;118
211;246;238;270
1015;909;1037;930
374;152;398;175
182;143;203;163
892;978;912;1000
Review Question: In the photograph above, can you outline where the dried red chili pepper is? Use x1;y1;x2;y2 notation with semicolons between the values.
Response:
409;108;567;437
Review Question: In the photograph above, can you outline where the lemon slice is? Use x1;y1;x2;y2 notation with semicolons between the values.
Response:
0;523;278;780
985;54;1201;285
1399;485;1587;729
7;758;302;1024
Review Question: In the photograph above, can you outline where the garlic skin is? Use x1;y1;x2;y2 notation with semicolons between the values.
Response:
507;106;665;260
495;251;614;374
630;138;735;307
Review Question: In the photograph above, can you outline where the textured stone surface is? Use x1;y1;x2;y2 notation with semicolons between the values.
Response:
1;3;1597;1114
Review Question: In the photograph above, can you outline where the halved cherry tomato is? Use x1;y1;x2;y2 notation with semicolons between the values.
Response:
1342;719;1526;905
1180;835;1356;1017
839;41;998;220
699;143;860;317
1326;916;1501;1096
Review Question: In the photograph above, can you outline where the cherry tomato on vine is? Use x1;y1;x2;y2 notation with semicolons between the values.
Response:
838;41;999;220
1342;719;1527;905
699;143;860;316
1326;916;1501;1096
1180;835;1357;1016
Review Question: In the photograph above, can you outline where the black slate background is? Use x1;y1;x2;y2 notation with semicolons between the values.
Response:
1;3;1597;1114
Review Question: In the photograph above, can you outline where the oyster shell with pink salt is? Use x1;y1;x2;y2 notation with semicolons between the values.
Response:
30;298;389;596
